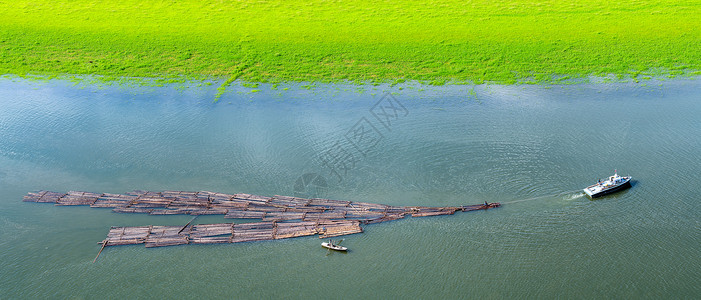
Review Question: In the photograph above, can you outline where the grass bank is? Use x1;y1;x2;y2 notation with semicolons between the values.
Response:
1;0;699;84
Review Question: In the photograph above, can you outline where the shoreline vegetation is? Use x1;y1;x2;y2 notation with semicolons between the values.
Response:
1;0;699;89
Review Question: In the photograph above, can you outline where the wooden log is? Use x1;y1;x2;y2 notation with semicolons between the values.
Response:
28;191;66;203
275;221;318;228
198;191;235;202
362;213;406;224
147;226;182;237
169;199;208;207
119;226;151;240
145;225;188;247
270;195;309;207
319;211;347;219
385;206;409;214
126;191;158;200
303;211;347;221
285;207;326;213
93;240;107;263
104;226;149;245
191;208;228;215
233;193;251;199
308;198;351;207
148;207;205;215
245;205;286;213
22;191;48;202
230;222;275;242
262;211;305;221
234;222;275;230
113;207;154;214
56;191;101;206
91;193;136;208
130;201;169;208
349;201;389;210
160;191;181;199
105;239;140;246
196;193;210;202
145;238;189;247
234;193;271;205
178;216;198;234
189;223;233;238
210;199;249;208
411;209;457;217
190;236;231;244
225;211;266;219
274;227;318;239
231;235;274;243
247;194;273;203
319;221;363;238
346;211;385;218
460;203;500;211
273;221;319;239
130;195;172;207
148;209;181;215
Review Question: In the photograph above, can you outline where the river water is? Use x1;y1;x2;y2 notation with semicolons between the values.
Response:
0;78;699;298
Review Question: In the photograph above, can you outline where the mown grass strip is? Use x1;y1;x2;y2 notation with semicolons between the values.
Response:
1;0;699;84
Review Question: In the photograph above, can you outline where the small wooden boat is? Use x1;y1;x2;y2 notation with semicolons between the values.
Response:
321;240;347;251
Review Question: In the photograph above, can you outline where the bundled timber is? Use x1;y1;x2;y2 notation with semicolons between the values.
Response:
146;226;189;247
23;190;499;223
24;189;500;248
99;220;364;248
410;207;459;217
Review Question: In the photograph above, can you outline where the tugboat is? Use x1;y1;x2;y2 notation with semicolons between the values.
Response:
583;170;632;198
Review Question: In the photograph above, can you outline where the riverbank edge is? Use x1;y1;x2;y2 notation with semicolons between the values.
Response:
2;69;699;102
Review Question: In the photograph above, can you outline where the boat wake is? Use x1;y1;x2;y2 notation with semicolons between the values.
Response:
502;190;583;204
562;192;585;201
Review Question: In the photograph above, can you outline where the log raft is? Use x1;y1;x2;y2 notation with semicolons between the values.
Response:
23;190;500;248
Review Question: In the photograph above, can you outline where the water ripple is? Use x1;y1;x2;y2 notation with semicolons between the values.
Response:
1;78;700;298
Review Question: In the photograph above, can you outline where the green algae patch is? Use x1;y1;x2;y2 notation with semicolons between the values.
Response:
1;0;699;85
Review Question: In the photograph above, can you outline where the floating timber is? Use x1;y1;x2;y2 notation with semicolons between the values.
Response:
24;190;500;248
102;220;364;248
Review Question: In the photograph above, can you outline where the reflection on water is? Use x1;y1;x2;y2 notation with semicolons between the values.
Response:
0;78;699;298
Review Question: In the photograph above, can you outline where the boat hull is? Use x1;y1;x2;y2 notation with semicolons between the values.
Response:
321;242;347;251
584;179;631;198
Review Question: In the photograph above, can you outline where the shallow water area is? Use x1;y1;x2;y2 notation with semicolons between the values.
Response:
1;78;699;298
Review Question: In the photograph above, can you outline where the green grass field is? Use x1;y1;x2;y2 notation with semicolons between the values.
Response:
1;0;699;84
